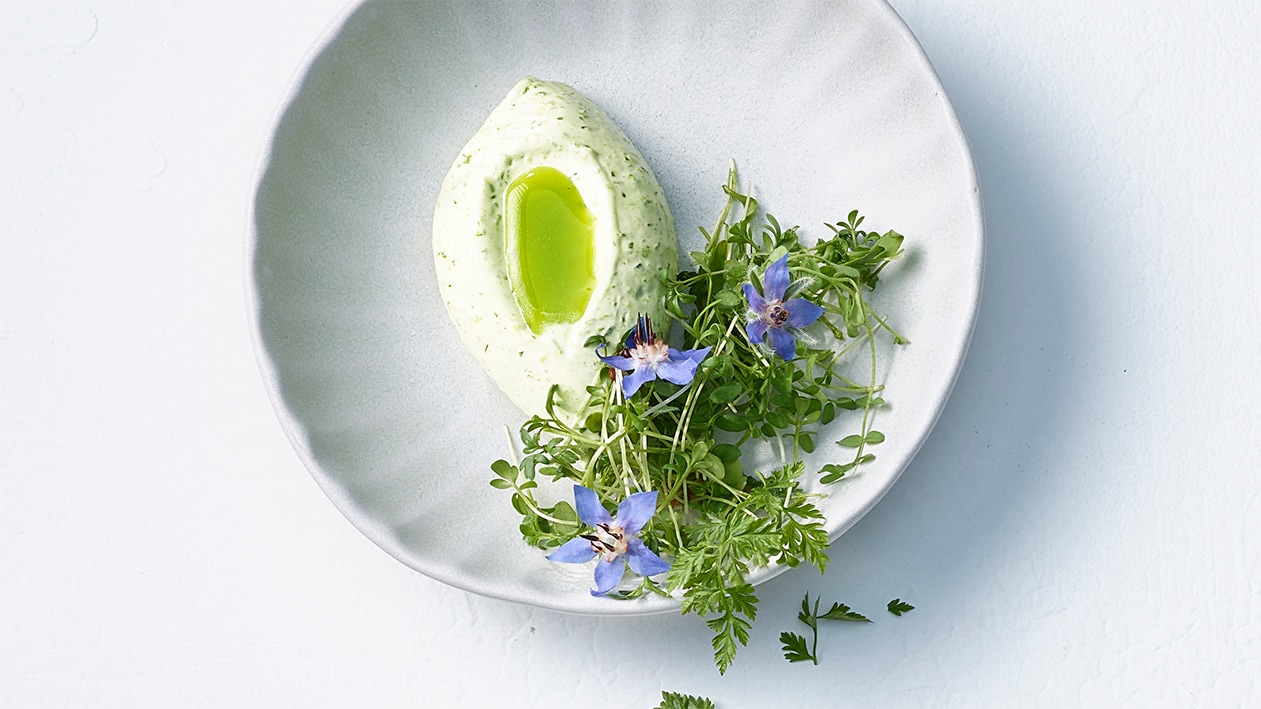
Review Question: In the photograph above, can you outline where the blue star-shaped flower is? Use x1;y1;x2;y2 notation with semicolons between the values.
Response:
546;484;671;596
596;316;711;397
743;255;825;361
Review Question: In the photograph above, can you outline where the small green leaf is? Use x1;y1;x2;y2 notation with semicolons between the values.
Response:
490;459;516;481
583;413;603;432
771;368;793;394
864;430;885;444
838;434;863;448
696;456;726;481
798;593;817;629
710;443;742;462
715;289;743;309
875;231;904;257
819;462;851;484
887;599;915;616
769;392;795;409
748;267;764;296
779;631;815;664
551;500;578;524
710;382;743;404
819;602;871;623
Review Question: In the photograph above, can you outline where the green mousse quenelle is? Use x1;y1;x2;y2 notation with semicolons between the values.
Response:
431;77;676;421
505;166;597;334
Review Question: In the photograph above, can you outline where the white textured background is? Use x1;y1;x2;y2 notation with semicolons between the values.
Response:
2;1;1258;707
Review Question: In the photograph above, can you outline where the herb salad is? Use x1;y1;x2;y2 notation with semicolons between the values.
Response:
490;166;907;673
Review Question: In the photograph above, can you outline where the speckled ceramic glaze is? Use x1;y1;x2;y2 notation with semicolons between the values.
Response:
247;0;983;615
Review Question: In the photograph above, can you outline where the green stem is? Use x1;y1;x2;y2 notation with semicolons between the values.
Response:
514;486;573;526
810;595;820;665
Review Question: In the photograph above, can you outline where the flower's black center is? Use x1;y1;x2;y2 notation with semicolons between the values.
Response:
581;522;626;559
769;303;790;327
620;314;667;362
633;315;656;347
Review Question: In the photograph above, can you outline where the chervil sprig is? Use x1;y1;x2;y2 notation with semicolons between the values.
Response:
781;592;872;665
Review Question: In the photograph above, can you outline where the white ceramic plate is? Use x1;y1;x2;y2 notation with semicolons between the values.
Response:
247;0;982;615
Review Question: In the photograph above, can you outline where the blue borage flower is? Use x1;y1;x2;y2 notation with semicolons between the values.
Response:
743;255;825;361
597;316;712;397
546;484;671;596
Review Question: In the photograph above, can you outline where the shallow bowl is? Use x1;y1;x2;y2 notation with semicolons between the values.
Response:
247;0;983;615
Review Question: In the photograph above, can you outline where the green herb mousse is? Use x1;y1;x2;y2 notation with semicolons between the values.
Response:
433;78;676;419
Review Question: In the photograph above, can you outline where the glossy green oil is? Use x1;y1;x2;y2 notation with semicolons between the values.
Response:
505;167;596;334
